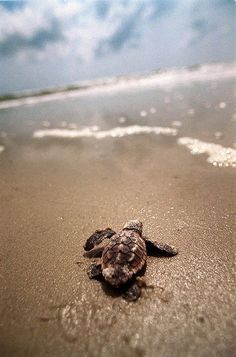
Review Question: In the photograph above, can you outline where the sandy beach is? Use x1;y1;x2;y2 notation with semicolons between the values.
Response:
0;65;235;356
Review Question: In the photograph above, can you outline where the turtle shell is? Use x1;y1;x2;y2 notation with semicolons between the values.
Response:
101;229;147;287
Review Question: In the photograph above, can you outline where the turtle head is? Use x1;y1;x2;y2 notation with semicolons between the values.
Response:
123;220;143;234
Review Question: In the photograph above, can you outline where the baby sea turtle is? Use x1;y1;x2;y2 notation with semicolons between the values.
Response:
83;220;178;301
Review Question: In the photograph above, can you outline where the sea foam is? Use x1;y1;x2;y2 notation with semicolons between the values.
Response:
0;145;5;154
33;125;177;139
178;137;236;168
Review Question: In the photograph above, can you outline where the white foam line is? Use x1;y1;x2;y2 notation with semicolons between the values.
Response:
33;125;177;139
178;137;236;168
0;145;5;154
172;120;182;127
1;62;235;110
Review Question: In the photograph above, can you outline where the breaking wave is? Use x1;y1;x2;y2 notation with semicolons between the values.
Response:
0;62;235;110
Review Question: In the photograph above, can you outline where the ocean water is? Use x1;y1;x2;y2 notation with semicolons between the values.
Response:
0;62;235;168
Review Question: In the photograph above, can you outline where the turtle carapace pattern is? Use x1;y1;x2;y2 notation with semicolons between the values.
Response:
83;220;178;301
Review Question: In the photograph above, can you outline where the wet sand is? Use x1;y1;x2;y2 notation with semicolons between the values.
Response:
0;68;235;356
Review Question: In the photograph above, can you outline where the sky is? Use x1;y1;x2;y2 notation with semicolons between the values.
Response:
0;0;235;94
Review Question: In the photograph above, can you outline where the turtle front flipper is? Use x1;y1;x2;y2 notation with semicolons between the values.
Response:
83;246;105;258
144;237;178;256
84;228;116;251
87;263;102;279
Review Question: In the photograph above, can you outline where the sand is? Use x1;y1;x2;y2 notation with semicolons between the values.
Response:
0;68;235;356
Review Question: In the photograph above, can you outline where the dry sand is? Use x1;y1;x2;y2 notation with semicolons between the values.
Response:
0;71;235;356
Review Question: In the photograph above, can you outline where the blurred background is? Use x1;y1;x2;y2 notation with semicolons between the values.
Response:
0;0;235;95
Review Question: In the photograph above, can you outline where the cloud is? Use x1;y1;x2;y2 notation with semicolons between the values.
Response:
188;0;235;47
96;3;144;55
0;19;64;56
95;0;110;18
95;0;178;57
0;1;26;11
0;0;177;61
190;18;216;45
149;0;177;20
0;0;235;94
0;1;80;58
107;15;139;51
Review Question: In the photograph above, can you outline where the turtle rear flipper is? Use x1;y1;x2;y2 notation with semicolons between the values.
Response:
122;277;149;302
84;228;116;251
122;281;141;302
144;238;178;256
87;263;102;279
